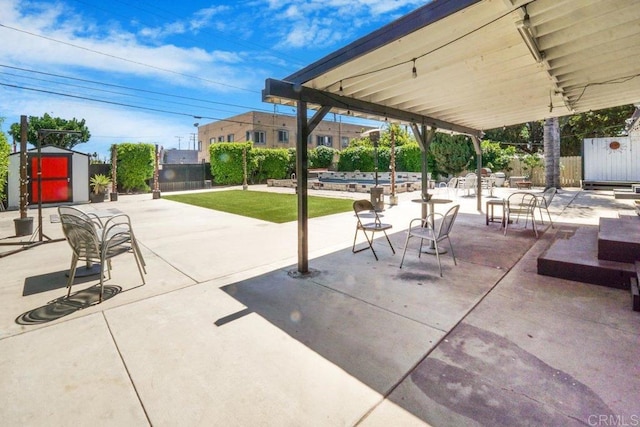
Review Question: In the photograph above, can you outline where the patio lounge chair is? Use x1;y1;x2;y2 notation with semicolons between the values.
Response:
352;199;395;261
58;207;146;303
399;204;460;276
504;192;538;238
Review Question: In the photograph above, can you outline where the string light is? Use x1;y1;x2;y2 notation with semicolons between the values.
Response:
339;80;343;92
412;59;417;79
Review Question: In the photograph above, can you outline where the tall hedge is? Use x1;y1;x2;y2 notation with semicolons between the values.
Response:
210;142;251;185
0;130;9;204
251;148;290;183
395;143;422;172
309;145;336;169
116;143;155;192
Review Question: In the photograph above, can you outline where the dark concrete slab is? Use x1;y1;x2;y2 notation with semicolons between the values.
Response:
537;226;635;289
598;217;640;263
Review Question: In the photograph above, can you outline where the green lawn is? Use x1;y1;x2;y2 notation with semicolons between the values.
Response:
164;190;354;223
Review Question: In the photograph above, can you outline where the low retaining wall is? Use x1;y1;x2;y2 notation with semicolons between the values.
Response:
267;178;421;194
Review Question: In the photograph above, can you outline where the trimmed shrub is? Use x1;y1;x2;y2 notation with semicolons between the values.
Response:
210;142;252;185
309;145;336;169
251;148;290;183
116;143;154;192
396;143;422;172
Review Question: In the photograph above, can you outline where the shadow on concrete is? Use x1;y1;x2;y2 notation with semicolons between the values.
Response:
219;214;542;403
16;285;121;325
22;270;97;296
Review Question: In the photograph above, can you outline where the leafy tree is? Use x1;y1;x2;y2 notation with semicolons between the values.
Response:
378;123;413;147
0;122;10;205
482;121;544;153
482;104;635;156
560;104;635;156
428;133;475;177
8;113;90;149
520;153;544;178
115;143;154;192
475;140;516;172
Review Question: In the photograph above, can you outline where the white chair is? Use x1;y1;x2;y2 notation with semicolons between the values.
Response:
445;177;459;198
461;173;477;196
504;192;538;238
399;204;460;276
352;199;395;261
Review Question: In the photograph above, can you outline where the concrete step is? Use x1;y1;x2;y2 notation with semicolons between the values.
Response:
537;226;635;289
597;217;640;263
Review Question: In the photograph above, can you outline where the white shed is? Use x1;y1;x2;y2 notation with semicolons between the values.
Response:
7;146;90;210
583;117;640;183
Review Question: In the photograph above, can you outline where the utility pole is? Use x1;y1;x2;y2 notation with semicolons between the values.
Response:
175;136;182;149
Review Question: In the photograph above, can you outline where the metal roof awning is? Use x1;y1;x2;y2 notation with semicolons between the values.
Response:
264;0;640;132
262;0;640;274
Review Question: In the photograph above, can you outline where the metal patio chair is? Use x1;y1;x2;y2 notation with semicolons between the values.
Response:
399;204;460;276
504;192;538;238
535;187;556;227
352;199;395;261
58;207;146;303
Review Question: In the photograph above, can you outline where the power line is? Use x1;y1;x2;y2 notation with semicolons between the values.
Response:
0;22;259;93
0;81;370;131
0;64;377;128
0;64;272;113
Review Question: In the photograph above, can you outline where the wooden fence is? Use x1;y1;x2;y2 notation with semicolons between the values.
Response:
507;156;581;187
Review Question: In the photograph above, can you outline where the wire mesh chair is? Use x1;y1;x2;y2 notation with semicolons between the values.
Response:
535;187;556;227
58;207;146;303
399;204;460;276
352;199;395;261
504;192;538;238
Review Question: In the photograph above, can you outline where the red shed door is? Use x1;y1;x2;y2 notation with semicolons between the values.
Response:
29;154;72;204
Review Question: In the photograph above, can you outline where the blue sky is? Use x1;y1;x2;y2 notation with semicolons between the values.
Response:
0;0;427;159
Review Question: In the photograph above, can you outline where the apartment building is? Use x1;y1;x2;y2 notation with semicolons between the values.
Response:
197;111;374;163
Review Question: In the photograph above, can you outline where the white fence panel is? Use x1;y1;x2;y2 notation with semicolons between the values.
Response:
584;136;640;181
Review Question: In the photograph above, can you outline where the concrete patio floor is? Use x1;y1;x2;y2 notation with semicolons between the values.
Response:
0;185;638;426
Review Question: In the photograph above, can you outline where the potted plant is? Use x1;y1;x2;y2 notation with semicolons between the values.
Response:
90;174;110;203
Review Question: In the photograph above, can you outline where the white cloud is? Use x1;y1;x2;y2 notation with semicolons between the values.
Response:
0;0;255;92
264;0;426;49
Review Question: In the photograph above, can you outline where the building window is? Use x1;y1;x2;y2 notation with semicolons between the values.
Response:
209;137;215;144
227;134;234;142
246;131;266;144
198;141;202;151
277;130;289;143
341;136;350;148
316;135;333;147
218;136;224;142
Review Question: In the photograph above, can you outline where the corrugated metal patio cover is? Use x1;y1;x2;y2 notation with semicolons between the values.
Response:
266;0;640;132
